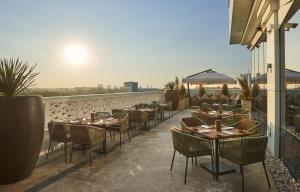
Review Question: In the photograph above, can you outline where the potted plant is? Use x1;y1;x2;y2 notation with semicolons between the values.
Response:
198;84;205;97
177;83;189;111
164;76;179;110
0;58;44;184
237;77;252;116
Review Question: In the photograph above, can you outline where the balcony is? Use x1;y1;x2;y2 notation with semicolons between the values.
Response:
0;91;280;191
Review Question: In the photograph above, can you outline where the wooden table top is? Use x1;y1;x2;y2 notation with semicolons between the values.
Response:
191;110;233;117
64;117;121;127
184;125;251;140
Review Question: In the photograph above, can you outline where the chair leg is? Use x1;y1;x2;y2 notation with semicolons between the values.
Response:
46;141;52;160
127;129;131;141
240;165;244;192
70;144;74;163
195;157;197;167
89;144;92;166
109;131;113;140
119;131;122;147
64;142;67;163
185;157;189;184
262;161;271;188
191;157;194;164
170;150;176;171
211;154;215;180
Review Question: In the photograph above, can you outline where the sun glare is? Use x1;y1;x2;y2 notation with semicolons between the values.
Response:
64;44;88;65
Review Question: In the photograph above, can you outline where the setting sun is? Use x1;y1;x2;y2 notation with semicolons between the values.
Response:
64;44;88;65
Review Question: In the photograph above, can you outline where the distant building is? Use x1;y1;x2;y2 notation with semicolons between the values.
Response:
124;81;138;92
98;84;103;88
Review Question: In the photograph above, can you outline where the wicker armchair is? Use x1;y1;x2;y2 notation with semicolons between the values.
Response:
165;101;173;117
95;112;111;119
180;117;205;129
157;104;166;120
111;113;130;147
220;136;270;191
191;111;217;125
69;125;106;166
201;103;215;112
234;119;261;135
46;122;70;163
129;110;150;129
222;114;249;127
170;126;214;184
147;105;159;126
112;109;125;115
232;108;249;114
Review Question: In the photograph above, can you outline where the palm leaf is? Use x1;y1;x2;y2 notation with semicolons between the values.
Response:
0;57;39;97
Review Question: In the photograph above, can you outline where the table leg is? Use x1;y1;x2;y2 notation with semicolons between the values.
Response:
104;131;107;154
215;138;219;180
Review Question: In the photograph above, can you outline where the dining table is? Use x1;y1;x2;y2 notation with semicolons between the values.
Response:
184;124;251;180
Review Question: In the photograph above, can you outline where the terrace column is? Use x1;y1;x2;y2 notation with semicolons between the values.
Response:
266;2;285;157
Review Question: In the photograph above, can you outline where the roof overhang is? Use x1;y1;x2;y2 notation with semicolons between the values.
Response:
229;0;254;44
229;0;300;49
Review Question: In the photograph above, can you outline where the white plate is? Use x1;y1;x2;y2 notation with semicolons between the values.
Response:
222;126;234;130
200;125;212;129
222;130;234;135
199;130;211;133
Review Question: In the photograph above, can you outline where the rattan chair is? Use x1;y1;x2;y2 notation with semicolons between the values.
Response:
69;125;106;166
222;114;249;127
165;101;173;117
95;112;111;119
232;108;249;114
157;104;166;120
111;113;130;147
170;126;214;184
46;122;70;163
180;117;206;129
112;109;125;115
147;105;159;126
234;119;261;135
191;111;217;125
128;110;150;129
201;103;215;112
220;136;270;192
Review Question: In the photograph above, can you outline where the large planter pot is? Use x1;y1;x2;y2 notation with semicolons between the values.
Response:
0;96;44;184
177;98;190;111
165;90;179;110
241;99;252;118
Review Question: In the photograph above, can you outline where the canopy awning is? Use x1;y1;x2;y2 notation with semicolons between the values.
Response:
182;69;237;85
252;68;300;84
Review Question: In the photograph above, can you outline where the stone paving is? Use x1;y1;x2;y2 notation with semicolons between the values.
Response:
0;110;277;192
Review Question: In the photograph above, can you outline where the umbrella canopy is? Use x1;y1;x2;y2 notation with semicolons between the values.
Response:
252;68;300;84
182;69;237;84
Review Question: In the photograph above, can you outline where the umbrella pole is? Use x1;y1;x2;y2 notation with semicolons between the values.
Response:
187;83;191;106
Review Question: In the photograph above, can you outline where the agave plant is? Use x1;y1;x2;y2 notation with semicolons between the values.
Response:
221;83;229;96
198;84;205;97
237;77;252;100
0;58;39;97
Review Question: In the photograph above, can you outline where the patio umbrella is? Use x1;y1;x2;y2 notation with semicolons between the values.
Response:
252;68;300;84
182;69;237;105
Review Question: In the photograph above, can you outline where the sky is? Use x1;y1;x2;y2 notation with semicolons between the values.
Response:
1;0;298;89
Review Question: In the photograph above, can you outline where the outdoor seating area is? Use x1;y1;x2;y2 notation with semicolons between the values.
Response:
170;100;268;192
45;100;174;166
0;109;277;192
